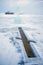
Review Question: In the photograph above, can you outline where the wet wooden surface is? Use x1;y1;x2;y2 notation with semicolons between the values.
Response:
18;27;36;58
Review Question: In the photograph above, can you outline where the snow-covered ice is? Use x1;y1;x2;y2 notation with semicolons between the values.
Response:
0;14;43;65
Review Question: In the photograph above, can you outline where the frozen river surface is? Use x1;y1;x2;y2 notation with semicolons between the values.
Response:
0;14;43;65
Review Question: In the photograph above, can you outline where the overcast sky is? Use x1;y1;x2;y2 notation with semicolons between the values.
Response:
0;0;43;15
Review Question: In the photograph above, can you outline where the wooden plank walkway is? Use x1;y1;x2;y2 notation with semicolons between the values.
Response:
18;27;36;58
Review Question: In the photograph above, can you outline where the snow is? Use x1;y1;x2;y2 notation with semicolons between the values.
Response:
0;14;43;65
0;33;21;65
